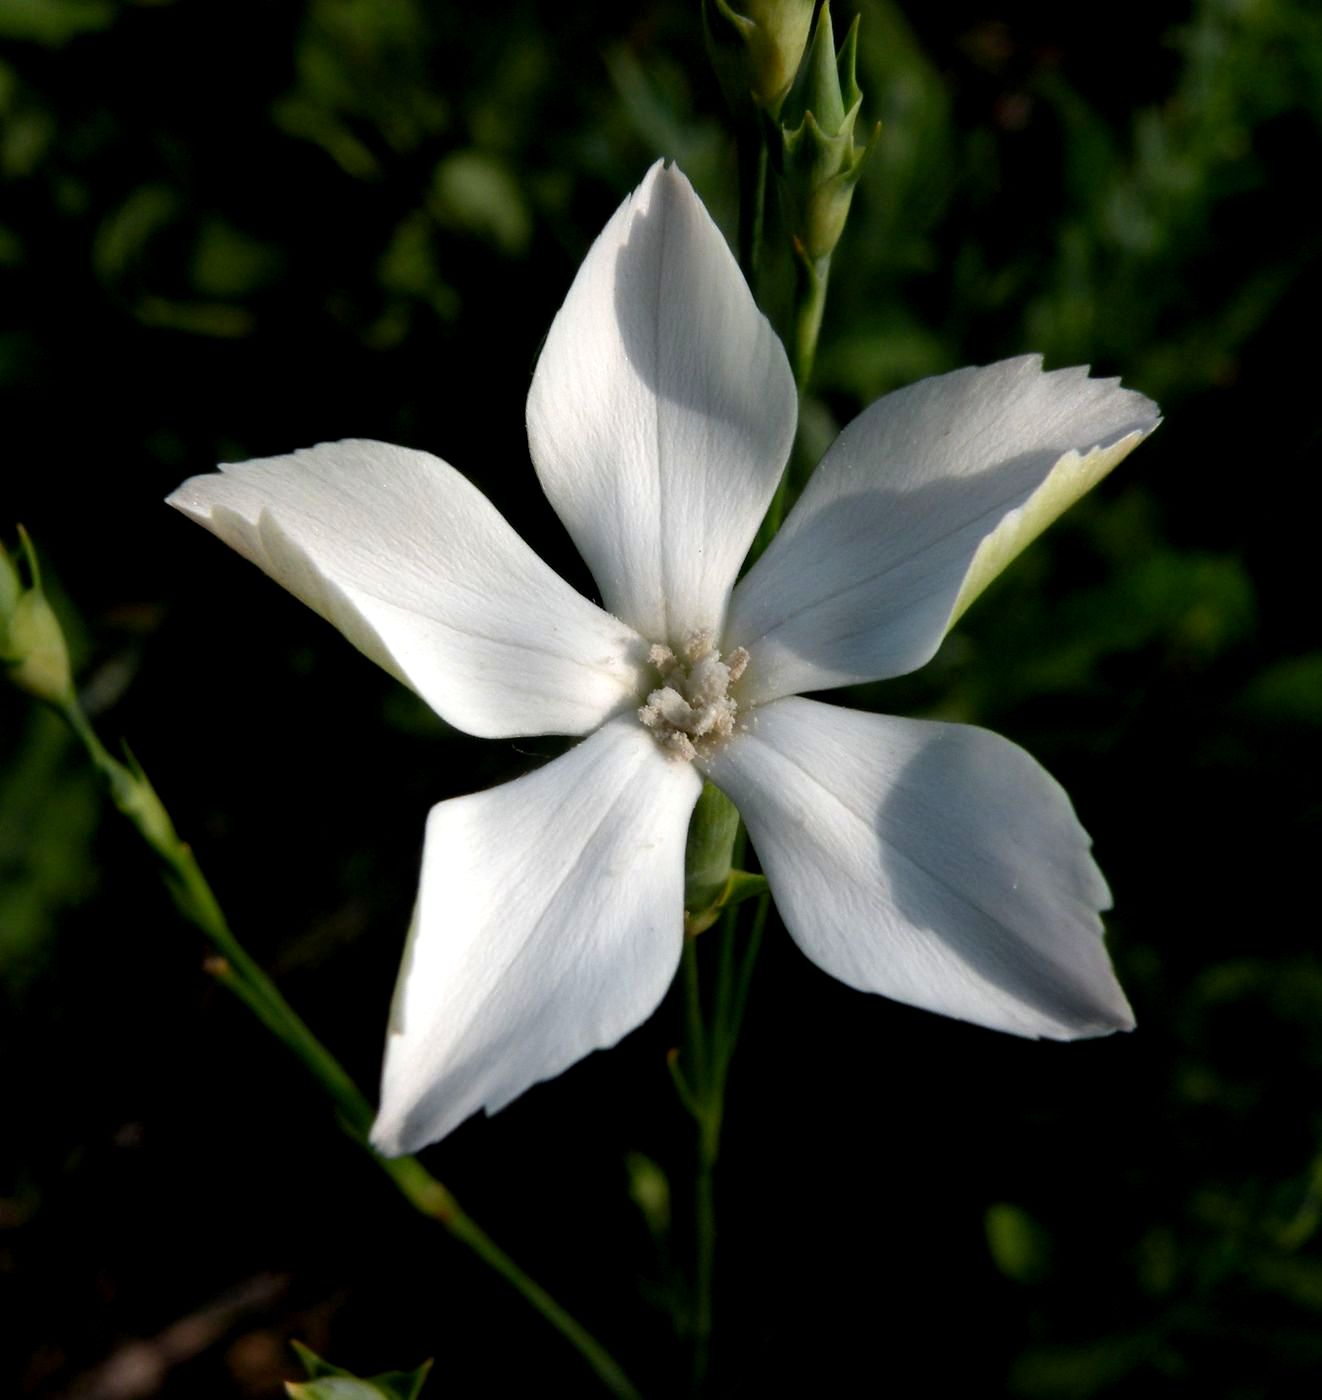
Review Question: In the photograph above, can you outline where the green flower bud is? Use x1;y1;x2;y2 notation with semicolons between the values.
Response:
626;1151;672;1238
703;0;815;117
112;745;181;859
287;1340;432;1400
5;587;73;704
0;542;20;645
778;1;879;262
2;529;74;705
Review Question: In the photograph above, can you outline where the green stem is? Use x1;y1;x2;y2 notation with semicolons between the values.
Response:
792;252;832;392
693;1107;719;1392
750;254;832;564
201;955;371;1137
709;829;749;1072
684;933;709;1094
678;865;766;1394
729;895;768;1056
736;118;769;284
682;932;721;1391
54;694;642;1400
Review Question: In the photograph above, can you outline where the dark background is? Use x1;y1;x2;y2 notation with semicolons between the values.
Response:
3;0;1321;1395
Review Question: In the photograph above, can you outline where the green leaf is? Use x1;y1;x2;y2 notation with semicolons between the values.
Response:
429;150;531;257
288;1342;431;1400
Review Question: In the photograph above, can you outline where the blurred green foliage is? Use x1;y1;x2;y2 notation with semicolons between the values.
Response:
2;1;1320;1396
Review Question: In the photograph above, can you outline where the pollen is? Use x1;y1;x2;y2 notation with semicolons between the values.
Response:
638;631;749;762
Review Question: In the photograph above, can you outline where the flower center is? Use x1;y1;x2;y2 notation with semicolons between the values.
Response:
638;631;749;763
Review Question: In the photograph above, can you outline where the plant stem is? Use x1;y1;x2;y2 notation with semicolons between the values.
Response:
692;1101;720;1391
679;872;767;1394
728;896;768;1060
682;932;718;1388
736;117;769;283
792;252;832;391
750;253;832;564
53;692;642;1400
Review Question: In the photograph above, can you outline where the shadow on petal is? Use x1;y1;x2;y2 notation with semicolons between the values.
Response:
875;722;1133;1038
730;439;1143;702
611;166;784;435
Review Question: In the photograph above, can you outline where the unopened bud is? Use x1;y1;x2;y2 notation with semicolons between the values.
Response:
2;530;73;705
703;0;814;117
778;2;879;261
626;1151;672;1238
0;543;19;623
112;745;180;856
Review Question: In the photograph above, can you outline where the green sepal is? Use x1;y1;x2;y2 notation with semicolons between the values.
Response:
287;1342;432;1400
683;781;741;917
722;868;769;909
776;3;879;261
798;0;851;133
682;780;768;933
703;0;814;117
685;868;769;936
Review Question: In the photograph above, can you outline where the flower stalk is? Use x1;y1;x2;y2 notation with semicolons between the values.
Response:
674;884;769;1390
7;542;641;1400
792;248;831;390
735;116;769;282
751;3;877;557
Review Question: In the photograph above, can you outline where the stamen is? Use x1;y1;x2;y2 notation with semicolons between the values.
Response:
637;630;749;762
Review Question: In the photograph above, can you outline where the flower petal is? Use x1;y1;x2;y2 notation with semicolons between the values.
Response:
704;696;1132;1039
526;161;797;645
371;716;701;1155
726;357;1159;705
168;440;648;738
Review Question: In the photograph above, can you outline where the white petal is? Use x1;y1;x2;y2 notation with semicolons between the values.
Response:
526;161;797;645
168;440;648;738
704;696;1132;1039
727;357;1159;705
371;717;701;1155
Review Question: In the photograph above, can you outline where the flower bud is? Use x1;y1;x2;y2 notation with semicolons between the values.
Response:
703;0;815;117
2;529;74;705
112;745;181;858
0;542;20;639
777;1;879;262
626;1151;672;1238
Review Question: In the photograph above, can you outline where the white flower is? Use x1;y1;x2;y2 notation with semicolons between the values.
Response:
169;162;1159;1157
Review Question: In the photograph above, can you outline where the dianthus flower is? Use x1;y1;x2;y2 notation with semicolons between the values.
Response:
170;163;1158;1155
